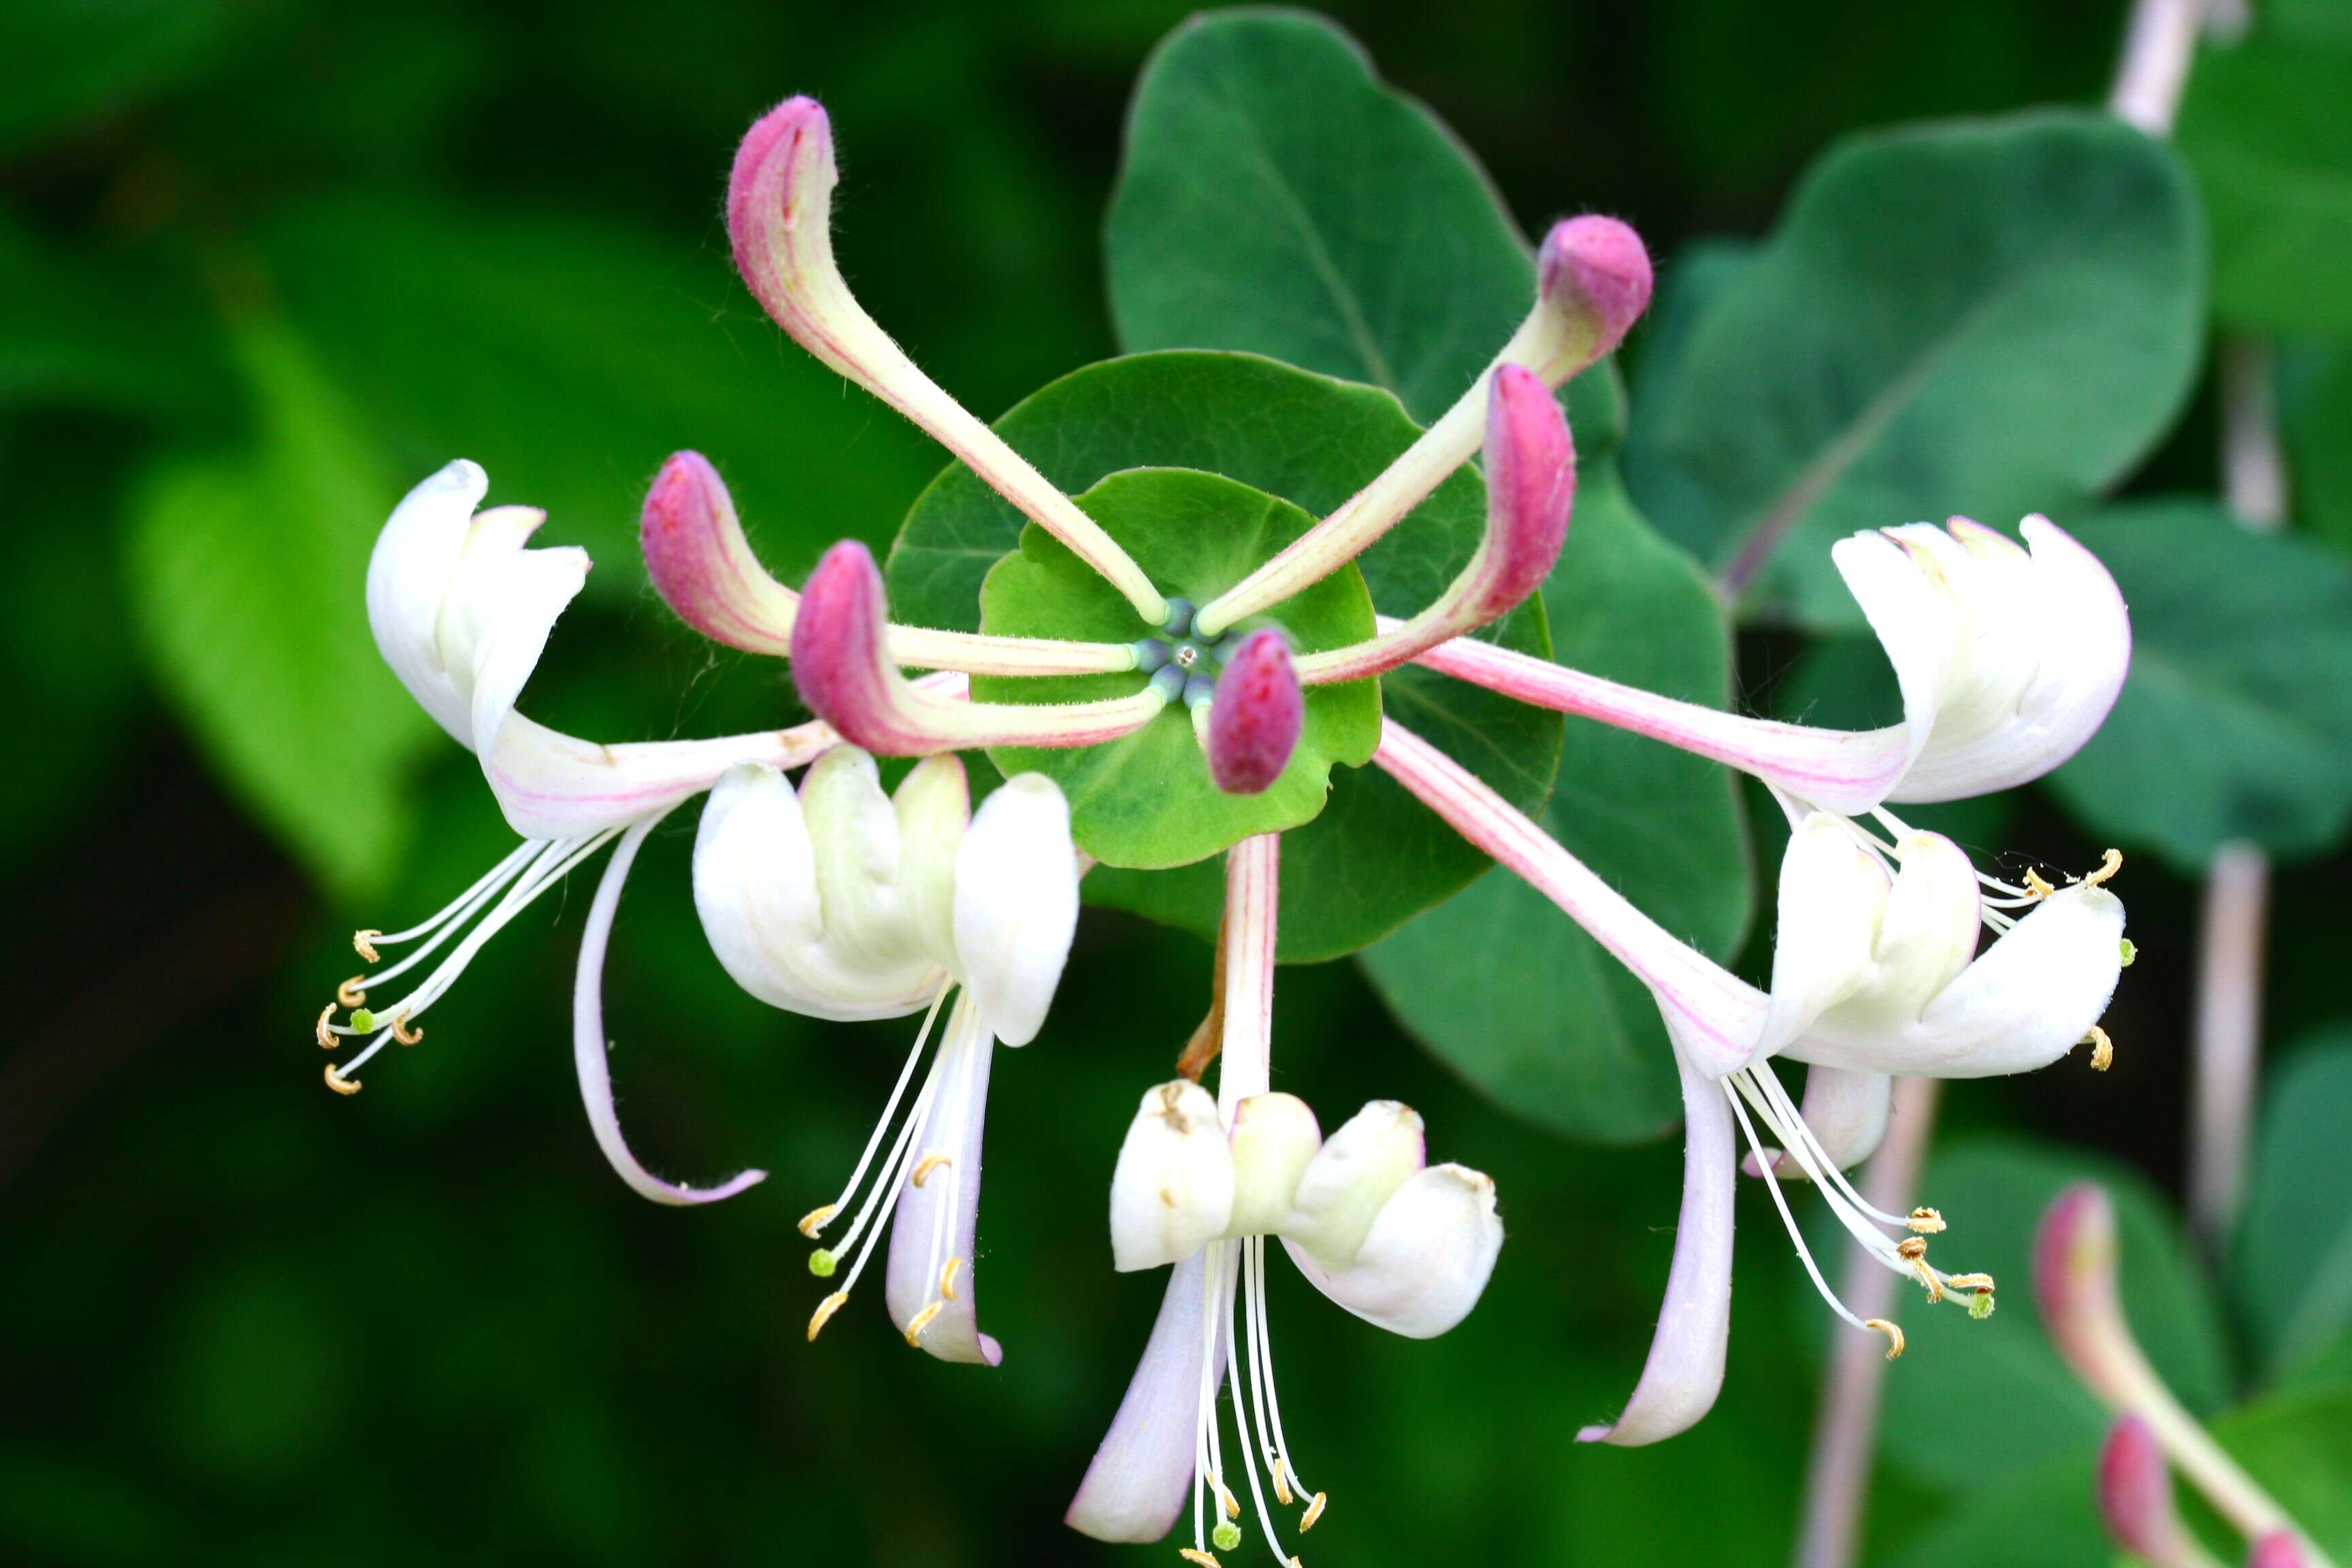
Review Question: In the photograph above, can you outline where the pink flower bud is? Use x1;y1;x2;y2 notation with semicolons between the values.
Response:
2099;1414;2186;1563
1472;363;1576;618
1537;214;1654;365
1207;630;1303;796
727;96;855;368
790;538;917;753
2035;1181;2124;1393
640;451;797;655
2249;1533;2309;1568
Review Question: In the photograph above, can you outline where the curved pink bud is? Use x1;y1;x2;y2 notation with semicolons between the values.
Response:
2249;1533;2310;1568
640;451;798;655
727;96;850;367
2100;1414;2187;1564
2036;1181;2124;1394
1470;363;1576;618
791;540;1171;755
1207;630;1303;794
1538;214;1654;366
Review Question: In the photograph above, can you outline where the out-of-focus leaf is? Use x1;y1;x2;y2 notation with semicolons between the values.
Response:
261;196;938;600
2046;501;2352;870
1627;238;1753;414
1878;1135;2230;1495
1360;468;1753;1143
889;350;1562;960
2179;30;2352;339
2281;342;2352;555
125;320;431;898
1105;7;1624;450
1879;1452;2105;1568
2197;1386;2352;1561
1624;112;2204;627
0;215;231;423
0;0;229;152
161;1254;349;1482
2234;1032;2352;1382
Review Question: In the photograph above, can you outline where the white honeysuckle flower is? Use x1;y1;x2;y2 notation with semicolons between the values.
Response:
1111;1081;1237;1273
1373;717;2131;1447
772;766;1083;1364
1412;513;2132;818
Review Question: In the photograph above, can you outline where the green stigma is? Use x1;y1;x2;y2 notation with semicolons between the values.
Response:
348;1008;377;1034
808;1249;838;1278
1969;1291;1996;1321
1212;1520;1243;1552
2118;938;2137;968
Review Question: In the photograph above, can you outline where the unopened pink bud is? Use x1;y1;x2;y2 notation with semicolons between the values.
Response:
789;539;909;752
727;95;848;359
2035;1181;2123;1390
640;451;797;655
1207;630;1303;796
2099;1414;2185;1563
1474;363;1576;616
2248;1533;2309;1568
1537;215;1654;364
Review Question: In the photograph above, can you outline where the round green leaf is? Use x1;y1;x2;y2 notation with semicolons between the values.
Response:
885;350;1564;960
1359;468;1754;1144
2046;501;2352;870
975;469;1379;868
1624;110;2204;628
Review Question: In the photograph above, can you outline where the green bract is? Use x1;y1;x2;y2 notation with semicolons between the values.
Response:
886;350;1564;960
975;469;1380;869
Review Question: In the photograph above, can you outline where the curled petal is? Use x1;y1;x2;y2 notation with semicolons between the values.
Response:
1225;1091;1320;1238
2100;1414;2187;1565
366;458;487;742
571;811;766;1206
1580;1040;1735;1445
1283;1162;1503;1339
1757;813;1889;1061
952;773;1079;1046
1282;1100;1424;1267
1206;630;1304;793
883;998;1002;1365
1067;1251;1224;1543
1831;528;1959;785
791;540;1169;754
1110;1081;1235;1273
485;711;838;840
463;536;591;764
1788;884;2125;1078
1295;364;1575;685
640;451;798;655
2249;1534;2310;1568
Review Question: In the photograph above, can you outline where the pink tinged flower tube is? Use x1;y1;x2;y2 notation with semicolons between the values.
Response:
1194;216;1650;638
2100;1414;2202;1568
639;451;1137;676
727;97;1166;624
789;540;1173;755
1295;363;1575;687
1205;630;1305;794
2251;1534;2313;1568
2037;1186;2325;1561
1407;513;2131;816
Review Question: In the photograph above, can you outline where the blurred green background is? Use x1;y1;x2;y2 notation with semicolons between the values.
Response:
8;1;2352;1563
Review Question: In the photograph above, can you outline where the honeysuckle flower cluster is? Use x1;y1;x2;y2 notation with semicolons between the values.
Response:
313;86;2146;1561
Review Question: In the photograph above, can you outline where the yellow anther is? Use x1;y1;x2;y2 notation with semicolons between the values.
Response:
353;929;382;964
1271;1458;1294;1507
1300;1492;1328;1531
323;1063;361;1096
1178;1550;1221;1567
902;1300;945;1347
336;977;368;1008
1907;1207;1946;1235
1865;1318;1906;1359
315;1004;339;1051
1896;1236;1928;1262
390;1013;423;1046
911;1152;953;1188
1912;1263;1944;1303
940;1256;963;1301
796;1204;838;1240
2084;848;2123;887
1220;1484;1241;1521
2085;1026;2113;1072
1946;1273;1996;1292
2023;867;2057;899
806;1291;850;1342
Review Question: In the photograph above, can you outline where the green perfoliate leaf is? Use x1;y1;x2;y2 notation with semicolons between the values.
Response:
1624;111;2204;627
2045;501;2352;870
125;321;436;900
1106;7;1624;453
975;470;1379;868
2233;1032;2352;1382
886;350;1563;960
1359;468;1753;1143
1878;1137;2230;1496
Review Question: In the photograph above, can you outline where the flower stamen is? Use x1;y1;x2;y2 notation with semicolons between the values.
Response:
1866;1319;1906;1359
806;1291;850;1341
2085;1026;2115;1071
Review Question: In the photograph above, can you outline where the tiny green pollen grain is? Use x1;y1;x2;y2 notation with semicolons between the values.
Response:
2118;938;2136;968
1212;1520;1243;1552
808;1249;838;1278
348;1009;377;1034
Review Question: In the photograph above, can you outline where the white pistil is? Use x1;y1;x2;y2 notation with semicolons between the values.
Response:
802;985;952;1243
